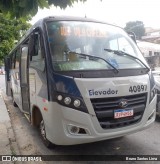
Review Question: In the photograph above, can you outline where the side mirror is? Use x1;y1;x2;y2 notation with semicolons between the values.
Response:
127;31;136;43
28;33;39;59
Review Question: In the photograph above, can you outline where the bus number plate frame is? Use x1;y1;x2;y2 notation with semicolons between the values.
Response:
114;109;134;119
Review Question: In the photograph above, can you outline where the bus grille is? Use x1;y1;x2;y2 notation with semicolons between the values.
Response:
90;93;147;129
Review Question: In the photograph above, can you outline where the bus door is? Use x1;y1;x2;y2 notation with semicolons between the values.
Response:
20;46;30;114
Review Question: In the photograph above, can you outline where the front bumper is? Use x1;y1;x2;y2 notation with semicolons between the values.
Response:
45;95;156;145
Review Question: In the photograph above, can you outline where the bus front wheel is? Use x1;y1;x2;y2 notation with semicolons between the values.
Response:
11;90;18;107
39;120;53;148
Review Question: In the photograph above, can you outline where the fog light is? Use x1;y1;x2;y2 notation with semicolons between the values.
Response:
64;97;71;105
68;125;80;134
74;99;81;107
57;95;63;101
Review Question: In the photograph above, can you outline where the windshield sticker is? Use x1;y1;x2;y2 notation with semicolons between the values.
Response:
89;89;118;96
107;58;119;68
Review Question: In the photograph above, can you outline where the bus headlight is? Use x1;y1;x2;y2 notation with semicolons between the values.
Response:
55;92;88;113
57;95;63;101
64;97;71;105
73;99;81;108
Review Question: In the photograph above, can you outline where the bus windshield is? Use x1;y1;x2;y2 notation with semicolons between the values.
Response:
46;21;147;71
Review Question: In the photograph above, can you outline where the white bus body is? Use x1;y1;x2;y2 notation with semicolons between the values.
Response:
5;17;157;147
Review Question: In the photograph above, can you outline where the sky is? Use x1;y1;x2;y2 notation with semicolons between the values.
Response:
30;0;160;29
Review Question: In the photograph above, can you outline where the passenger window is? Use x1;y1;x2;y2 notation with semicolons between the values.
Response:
30;33;45;71
15;49;20;69
11;53;16;69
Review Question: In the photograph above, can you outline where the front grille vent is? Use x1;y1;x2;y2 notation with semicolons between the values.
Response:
90;93;147;129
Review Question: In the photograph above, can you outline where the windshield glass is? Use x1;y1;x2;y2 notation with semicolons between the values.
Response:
46;21;147;71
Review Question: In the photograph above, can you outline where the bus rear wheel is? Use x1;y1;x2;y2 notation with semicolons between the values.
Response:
39;120;53;148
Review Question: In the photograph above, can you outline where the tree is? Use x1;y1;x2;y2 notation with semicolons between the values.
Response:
0;13;31;63
124;21;145;39
0;0;86;18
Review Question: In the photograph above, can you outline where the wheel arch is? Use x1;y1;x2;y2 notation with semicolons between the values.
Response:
31;105;43;127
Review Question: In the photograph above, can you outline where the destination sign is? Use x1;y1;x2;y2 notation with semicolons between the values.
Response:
59;26;107;38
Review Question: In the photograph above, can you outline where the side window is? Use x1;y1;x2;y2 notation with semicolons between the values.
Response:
15;49;20;69
21;46;28;83
109;37;135;56
11;53;16;69
118;37;134;55
30;33;44;71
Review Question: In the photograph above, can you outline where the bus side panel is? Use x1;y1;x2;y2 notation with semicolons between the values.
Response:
29;68;37;107
29;67;48;121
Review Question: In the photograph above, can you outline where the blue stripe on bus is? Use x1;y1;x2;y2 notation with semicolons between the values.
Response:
53;73;81;97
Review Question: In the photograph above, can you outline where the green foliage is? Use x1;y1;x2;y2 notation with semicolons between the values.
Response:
0;0;49;18
48;0;85;8
0;0;87;63
0;13;31;63
124;21;145;39
0;0;86;18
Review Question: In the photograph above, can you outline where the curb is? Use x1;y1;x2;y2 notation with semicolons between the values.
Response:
0;90;21;157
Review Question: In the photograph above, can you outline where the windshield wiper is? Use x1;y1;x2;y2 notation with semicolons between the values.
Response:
64;50;119;73
104;48;150;72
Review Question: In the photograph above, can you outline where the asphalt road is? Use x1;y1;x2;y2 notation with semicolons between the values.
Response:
1;75;160;164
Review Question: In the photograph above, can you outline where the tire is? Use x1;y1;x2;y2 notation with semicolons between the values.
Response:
39;120;53;148
11;90;18;107
13;101;18;107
